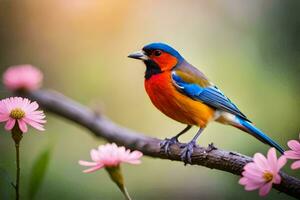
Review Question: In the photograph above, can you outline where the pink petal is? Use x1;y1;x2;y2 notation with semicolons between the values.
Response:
244;162;261;170
244;164;263;177
26;118;46;124
284;150;300;159
276;156;287;170
82;164;104;173
267;148;278;172
17;119;28;133
274;174;281;184
245;184;263;191
259;182;273;196
288;140;300;151
129;151;143;159
253;153;269;171
239;177;249;185
244;181;264;191
81;143;142;173
242;171;263;179
22;118;45;131
24;114;46;122
29;122;45;131
291;160;300;170
0;114;9;122
26;101;39;112
78;160;98;167
26;112;46;120
124;151;143;164
2;65;43;91
5;118;16;130
0;103;9;113
26;115;46;121
90;149;100;161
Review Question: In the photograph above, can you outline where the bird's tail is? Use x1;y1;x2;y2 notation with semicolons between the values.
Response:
232;117;284;154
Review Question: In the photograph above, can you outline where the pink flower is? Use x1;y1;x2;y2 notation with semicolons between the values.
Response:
284;134;300;169
79;143;143;173
239;148;287;196
3;65;43;91
0;97;46;133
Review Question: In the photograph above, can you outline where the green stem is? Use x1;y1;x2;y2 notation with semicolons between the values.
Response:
15;141;20;200
120;186;132;200
106;166;132;200
11;126;23;200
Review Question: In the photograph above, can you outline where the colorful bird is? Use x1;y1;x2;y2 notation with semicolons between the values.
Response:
128;43;284;163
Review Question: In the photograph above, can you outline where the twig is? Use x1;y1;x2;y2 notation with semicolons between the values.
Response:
19;90;300;199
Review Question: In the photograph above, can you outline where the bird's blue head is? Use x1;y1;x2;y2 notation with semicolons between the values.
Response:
142;43;183;60
128;43;184;79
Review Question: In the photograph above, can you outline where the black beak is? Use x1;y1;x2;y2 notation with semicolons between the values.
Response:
128;50;148;60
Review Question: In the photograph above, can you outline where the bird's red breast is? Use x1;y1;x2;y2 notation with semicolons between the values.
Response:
144;71;215;127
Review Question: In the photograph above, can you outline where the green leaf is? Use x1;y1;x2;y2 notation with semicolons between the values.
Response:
28;148;52;199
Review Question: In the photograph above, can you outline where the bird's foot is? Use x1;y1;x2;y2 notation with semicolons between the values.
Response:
160;137;179;155
180;140;198;165
206;142;217;153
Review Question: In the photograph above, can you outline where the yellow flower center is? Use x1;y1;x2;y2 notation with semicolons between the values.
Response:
10;108;25;119
263;171;273;182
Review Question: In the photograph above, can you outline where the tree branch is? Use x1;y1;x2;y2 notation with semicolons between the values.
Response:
19;90;300;198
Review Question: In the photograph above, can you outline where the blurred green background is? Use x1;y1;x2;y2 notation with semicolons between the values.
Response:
0;0;299;199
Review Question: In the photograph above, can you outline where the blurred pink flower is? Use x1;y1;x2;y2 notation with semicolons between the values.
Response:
3;65;43;91
284;134;300;169
0;97;46;133
239;148;286;196
79;143;143;173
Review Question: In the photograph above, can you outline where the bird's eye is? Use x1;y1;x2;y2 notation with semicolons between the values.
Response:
153;50;162;57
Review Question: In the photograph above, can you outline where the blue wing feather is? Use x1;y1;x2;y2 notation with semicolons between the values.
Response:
172;71;250;122
237;117;284;154
172;71;285;154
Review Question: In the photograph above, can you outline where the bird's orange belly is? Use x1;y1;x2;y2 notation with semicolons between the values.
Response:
144;73;215;127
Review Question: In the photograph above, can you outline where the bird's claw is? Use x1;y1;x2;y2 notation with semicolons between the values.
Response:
160;137;179;155
180;141;197;165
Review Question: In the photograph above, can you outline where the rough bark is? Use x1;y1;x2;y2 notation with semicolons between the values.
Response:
19;90;300;199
